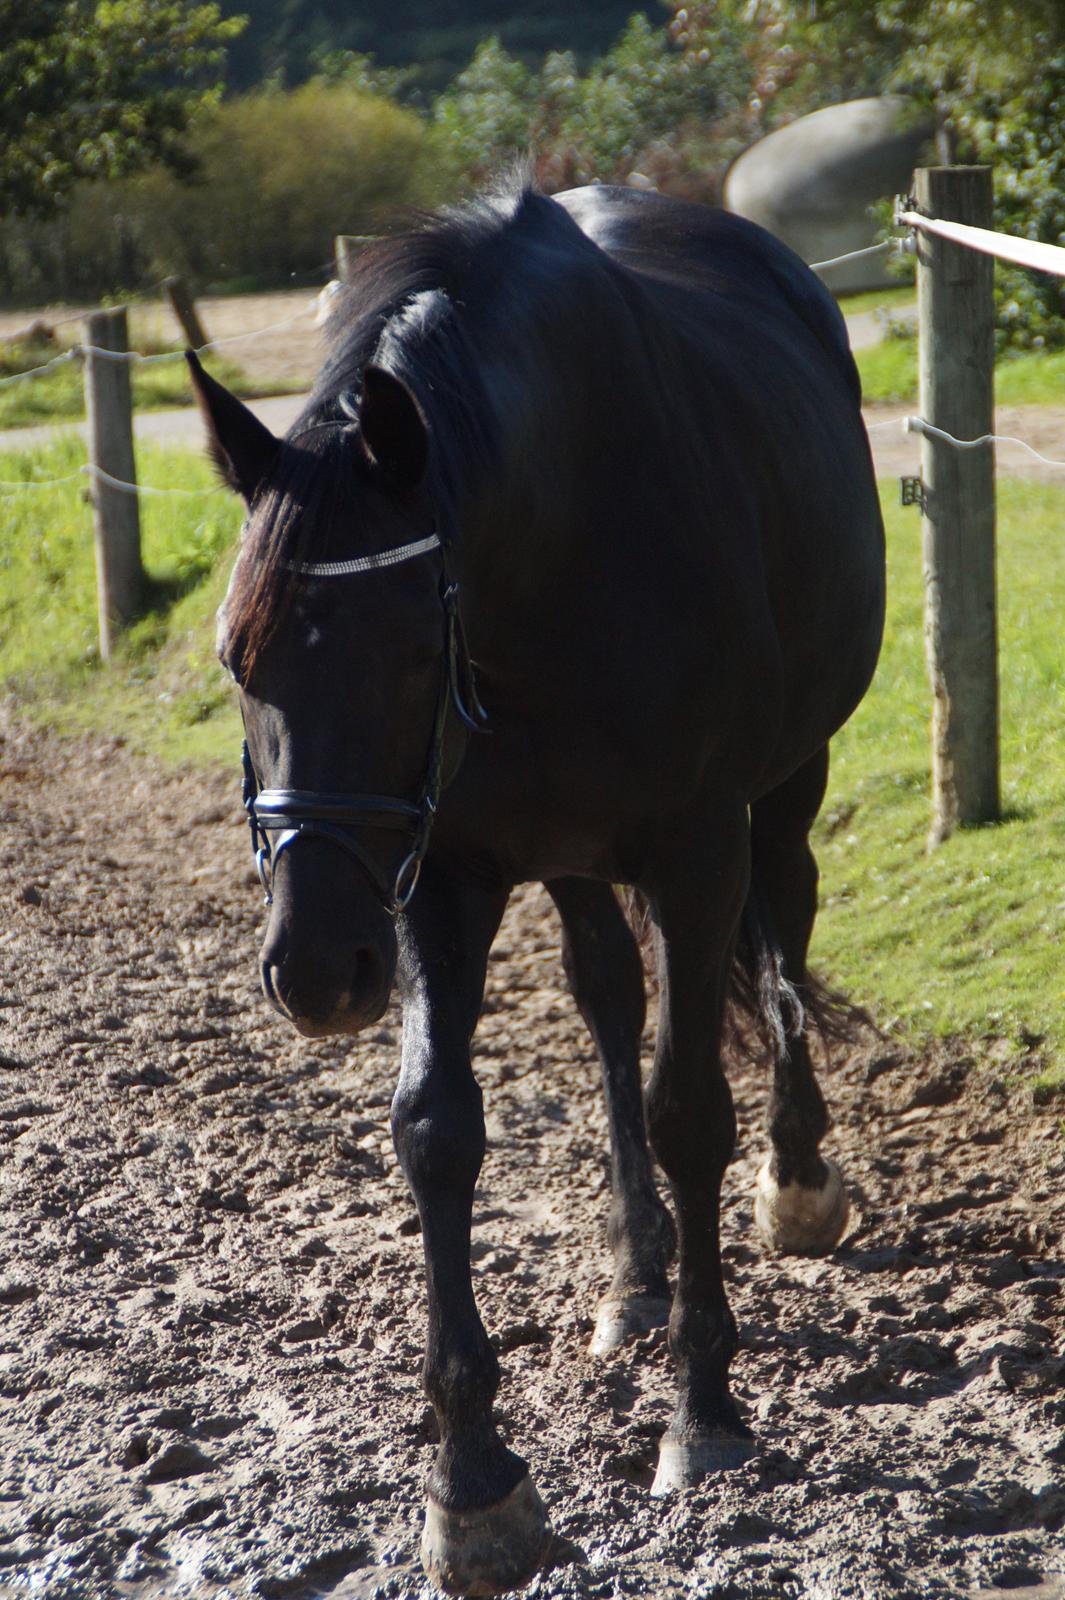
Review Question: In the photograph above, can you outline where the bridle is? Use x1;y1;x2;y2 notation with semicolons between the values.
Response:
240;530;488;916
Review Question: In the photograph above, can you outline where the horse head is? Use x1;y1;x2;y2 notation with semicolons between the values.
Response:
189;353;458;1038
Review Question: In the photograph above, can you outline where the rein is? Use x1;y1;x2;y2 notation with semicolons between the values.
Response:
240;531;488;916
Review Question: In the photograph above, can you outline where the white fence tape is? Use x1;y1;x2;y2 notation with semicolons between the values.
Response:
897;211;1065;280
866;413;1065;470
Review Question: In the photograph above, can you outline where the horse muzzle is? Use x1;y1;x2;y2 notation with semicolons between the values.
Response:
257;858;398;1037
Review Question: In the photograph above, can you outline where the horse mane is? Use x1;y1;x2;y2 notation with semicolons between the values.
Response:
224;179;537;676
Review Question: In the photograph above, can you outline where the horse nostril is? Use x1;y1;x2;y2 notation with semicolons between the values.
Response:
352;946;385;1006
261;961;291;1018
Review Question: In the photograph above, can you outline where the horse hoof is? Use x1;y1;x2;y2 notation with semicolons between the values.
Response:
754;1156;849;1256
588;1293;671;1357
421;1473;552;1596
651;1430;756;1495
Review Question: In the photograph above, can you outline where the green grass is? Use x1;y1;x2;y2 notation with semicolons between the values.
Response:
836;284;916;318
812;478;1065;1096
0;435;242;763
857;331;1065;407
1;445;1063;1096
855;334;920;404
0;335;304;430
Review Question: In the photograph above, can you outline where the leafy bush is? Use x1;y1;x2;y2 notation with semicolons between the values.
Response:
0;0;242;216
952;55;1065;353
0;79;445;302
129;80;441;286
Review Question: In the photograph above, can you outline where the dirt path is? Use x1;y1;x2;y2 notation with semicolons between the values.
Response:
0;291;325;391
0;714;1063;1600
3;393;1065;486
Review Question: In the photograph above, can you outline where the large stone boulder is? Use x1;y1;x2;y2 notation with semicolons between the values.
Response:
723;96;936;293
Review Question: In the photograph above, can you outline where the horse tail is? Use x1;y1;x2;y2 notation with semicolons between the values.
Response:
724;874;862;1067
625;874;862;1067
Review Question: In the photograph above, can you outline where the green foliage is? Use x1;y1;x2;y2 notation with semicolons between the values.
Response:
308;47;418;100
669;2;1065;348
433;39;539;183
763;0;1065;350
955;54;1065;353
432;16;750;194
133;80;438;285
0;79;445;301
214;0;657;97
0;0;243;216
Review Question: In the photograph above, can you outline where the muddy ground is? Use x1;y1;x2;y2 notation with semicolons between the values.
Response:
0;714;1062;1600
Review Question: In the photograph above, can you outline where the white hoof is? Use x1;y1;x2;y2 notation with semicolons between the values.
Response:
754;1157;849;1256
588;1294;670;1358
651;1430;755;1495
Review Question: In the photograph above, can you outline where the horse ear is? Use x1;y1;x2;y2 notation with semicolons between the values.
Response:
186;350;278;501
359;365;429;488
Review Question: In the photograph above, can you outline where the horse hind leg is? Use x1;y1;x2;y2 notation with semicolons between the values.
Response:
745;746;849;1256
644;805;756;1493
547;877;675;1356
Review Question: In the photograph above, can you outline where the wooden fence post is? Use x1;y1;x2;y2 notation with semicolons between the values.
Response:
915;165;999;845
163;275;208;350
335;235;359;283
334;234;377;282
84;307;142;659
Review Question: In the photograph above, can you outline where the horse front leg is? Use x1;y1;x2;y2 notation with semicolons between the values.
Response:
391;862;551;1596
644;807;757;1493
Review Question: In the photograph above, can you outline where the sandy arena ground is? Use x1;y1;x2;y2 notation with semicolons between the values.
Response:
0;712;1063;1600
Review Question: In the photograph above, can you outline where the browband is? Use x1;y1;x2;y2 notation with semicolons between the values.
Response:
287;532;440;577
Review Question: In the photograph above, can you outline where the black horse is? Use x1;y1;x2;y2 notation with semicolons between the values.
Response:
190;181;884;1596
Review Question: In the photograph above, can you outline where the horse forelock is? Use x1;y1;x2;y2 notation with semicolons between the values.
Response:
221;431;354;679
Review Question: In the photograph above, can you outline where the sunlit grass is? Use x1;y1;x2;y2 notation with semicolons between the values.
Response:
856;331;1065;408
836;283;916;319
813;479;1065;1094
0;435;242;763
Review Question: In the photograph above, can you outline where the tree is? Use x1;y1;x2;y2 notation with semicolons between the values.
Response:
795;0;1065;348
432;17;751;196
0;0;243;216
670;0;1065;348
213;0;659;96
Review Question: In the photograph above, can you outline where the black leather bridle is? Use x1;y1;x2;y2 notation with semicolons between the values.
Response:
240;532;488;916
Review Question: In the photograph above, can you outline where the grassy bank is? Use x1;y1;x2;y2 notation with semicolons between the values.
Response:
2;441;1063;1092
0;435;242;763
812;477;1065;1095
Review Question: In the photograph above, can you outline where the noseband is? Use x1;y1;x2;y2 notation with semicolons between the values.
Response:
240;530;488;916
